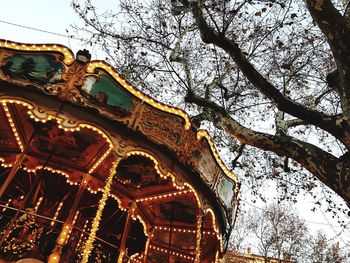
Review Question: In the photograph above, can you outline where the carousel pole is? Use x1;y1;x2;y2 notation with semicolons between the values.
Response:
0;153;25;199
117;202;136;263
32;176;43;208
81;158;120;263
67;178;87;223
143;227;153;263
167;216;174;263
0;128;36;199
195;212;204;263
48;178;88;263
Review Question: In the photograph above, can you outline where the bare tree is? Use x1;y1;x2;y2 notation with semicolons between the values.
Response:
71;0;350;210
307;231;350;263
229;204;350;262
227;210;252;253
248;204;307;261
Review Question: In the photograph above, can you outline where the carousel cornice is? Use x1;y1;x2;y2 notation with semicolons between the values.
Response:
0;39;237;184
0;39;192;129
0;38;240;262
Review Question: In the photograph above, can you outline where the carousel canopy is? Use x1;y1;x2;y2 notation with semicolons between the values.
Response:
0;39;238;263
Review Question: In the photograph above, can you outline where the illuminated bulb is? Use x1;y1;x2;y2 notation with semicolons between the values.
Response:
48;252;60;263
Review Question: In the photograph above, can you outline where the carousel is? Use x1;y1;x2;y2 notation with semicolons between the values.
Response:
0;39;239;263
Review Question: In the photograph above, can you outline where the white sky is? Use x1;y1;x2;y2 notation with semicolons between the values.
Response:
1;1;76;45
1;0;349;252
0;0;114;55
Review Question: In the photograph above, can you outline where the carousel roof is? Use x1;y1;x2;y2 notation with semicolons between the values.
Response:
0;39;239;261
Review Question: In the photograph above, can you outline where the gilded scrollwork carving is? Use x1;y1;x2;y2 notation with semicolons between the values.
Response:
55;61;87;104
28;105;80;130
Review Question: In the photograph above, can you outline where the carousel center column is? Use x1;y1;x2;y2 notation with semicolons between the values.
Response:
81;157;121;263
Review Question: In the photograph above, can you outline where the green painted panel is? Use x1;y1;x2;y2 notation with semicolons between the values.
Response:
217;174;234;207
1;54;64;85
91;76;134;111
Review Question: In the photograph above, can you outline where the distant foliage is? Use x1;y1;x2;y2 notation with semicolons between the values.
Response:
229;203;350;262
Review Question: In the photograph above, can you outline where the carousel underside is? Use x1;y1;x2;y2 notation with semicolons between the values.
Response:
0;40;238;263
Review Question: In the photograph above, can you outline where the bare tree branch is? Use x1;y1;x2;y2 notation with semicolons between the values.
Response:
177;0;349;147
185;92;349;204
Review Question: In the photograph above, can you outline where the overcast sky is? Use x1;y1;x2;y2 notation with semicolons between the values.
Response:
2;1;75;44
1;0;349;250
0;0;114;55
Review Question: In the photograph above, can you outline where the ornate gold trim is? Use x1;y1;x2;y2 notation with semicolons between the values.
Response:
86;61;191;130
0;39;75;65
197;129;238;183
